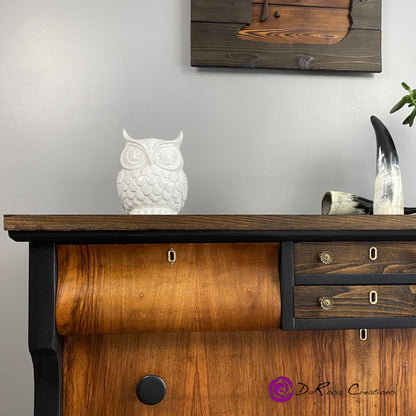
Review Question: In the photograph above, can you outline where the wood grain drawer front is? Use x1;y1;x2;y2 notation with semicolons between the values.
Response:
56;243;280;335
294;285;416;318
63;328;416;416
294;241;416;274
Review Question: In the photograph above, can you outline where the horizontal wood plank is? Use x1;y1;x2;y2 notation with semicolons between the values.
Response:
6;215;416;232
192;22;381;71
294;242;416;274
253;0;351;7
191;0;380;30
294;285;416;318
190;0;351;24
64;329;416;415
191;0;252;23
238;5;350;45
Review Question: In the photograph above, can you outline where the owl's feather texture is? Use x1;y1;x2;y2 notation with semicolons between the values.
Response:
117;167;187;214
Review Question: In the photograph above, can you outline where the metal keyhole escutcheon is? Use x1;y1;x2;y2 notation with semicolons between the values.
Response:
167;248;176;265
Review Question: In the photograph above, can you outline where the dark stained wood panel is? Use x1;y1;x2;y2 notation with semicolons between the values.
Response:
190;0;381;72
5;215;416;233
63;328;416;415
56;243;280;335
294;285;416;318
294;242;416;275
238;5;350;45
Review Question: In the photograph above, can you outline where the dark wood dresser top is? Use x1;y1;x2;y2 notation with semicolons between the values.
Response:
4;214;416;232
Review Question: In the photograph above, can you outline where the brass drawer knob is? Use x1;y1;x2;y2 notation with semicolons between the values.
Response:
319;296;334;310
319;251;333;265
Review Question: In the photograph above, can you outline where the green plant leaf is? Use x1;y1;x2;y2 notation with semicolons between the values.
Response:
402;82;412;91
391;82;416;127
390;95;411;113
403;107;416;127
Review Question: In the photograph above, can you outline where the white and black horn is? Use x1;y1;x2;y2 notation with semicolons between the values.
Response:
321;191;416;215
371;115;404;214
321;116;409;216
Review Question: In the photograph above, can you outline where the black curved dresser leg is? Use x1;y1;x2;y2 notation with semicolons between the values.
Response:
29;243;62;416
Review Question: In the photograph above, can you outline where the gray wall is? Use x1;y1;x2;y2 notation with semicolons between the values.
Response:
1;1;416;413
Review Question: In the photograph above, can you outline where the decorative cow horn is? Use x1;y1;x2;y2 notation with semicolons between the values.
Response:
322;191;416;215
371;116;404;214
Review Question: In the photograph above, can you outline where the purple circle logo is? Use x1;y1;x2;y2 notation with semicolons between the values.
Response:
269;377;294;402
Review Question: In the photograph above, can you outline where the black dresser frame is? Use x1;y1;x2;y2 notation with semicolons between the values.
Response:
9;227;416;416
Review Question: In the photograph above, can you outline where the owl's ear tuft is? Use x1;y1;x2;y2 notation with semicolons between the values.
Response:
172;131;183;147
123;129;135;142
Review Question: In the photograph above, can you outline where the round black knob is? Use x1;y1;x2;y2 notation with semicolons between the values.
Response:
136;375;166;405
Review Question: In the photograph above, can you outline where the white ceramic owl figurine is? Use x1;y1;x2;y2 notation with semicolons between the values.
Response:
117;129;188;214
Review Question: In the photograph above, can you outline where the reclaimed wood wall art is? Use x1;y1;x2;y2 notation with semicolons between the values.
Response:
191;0;381;72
